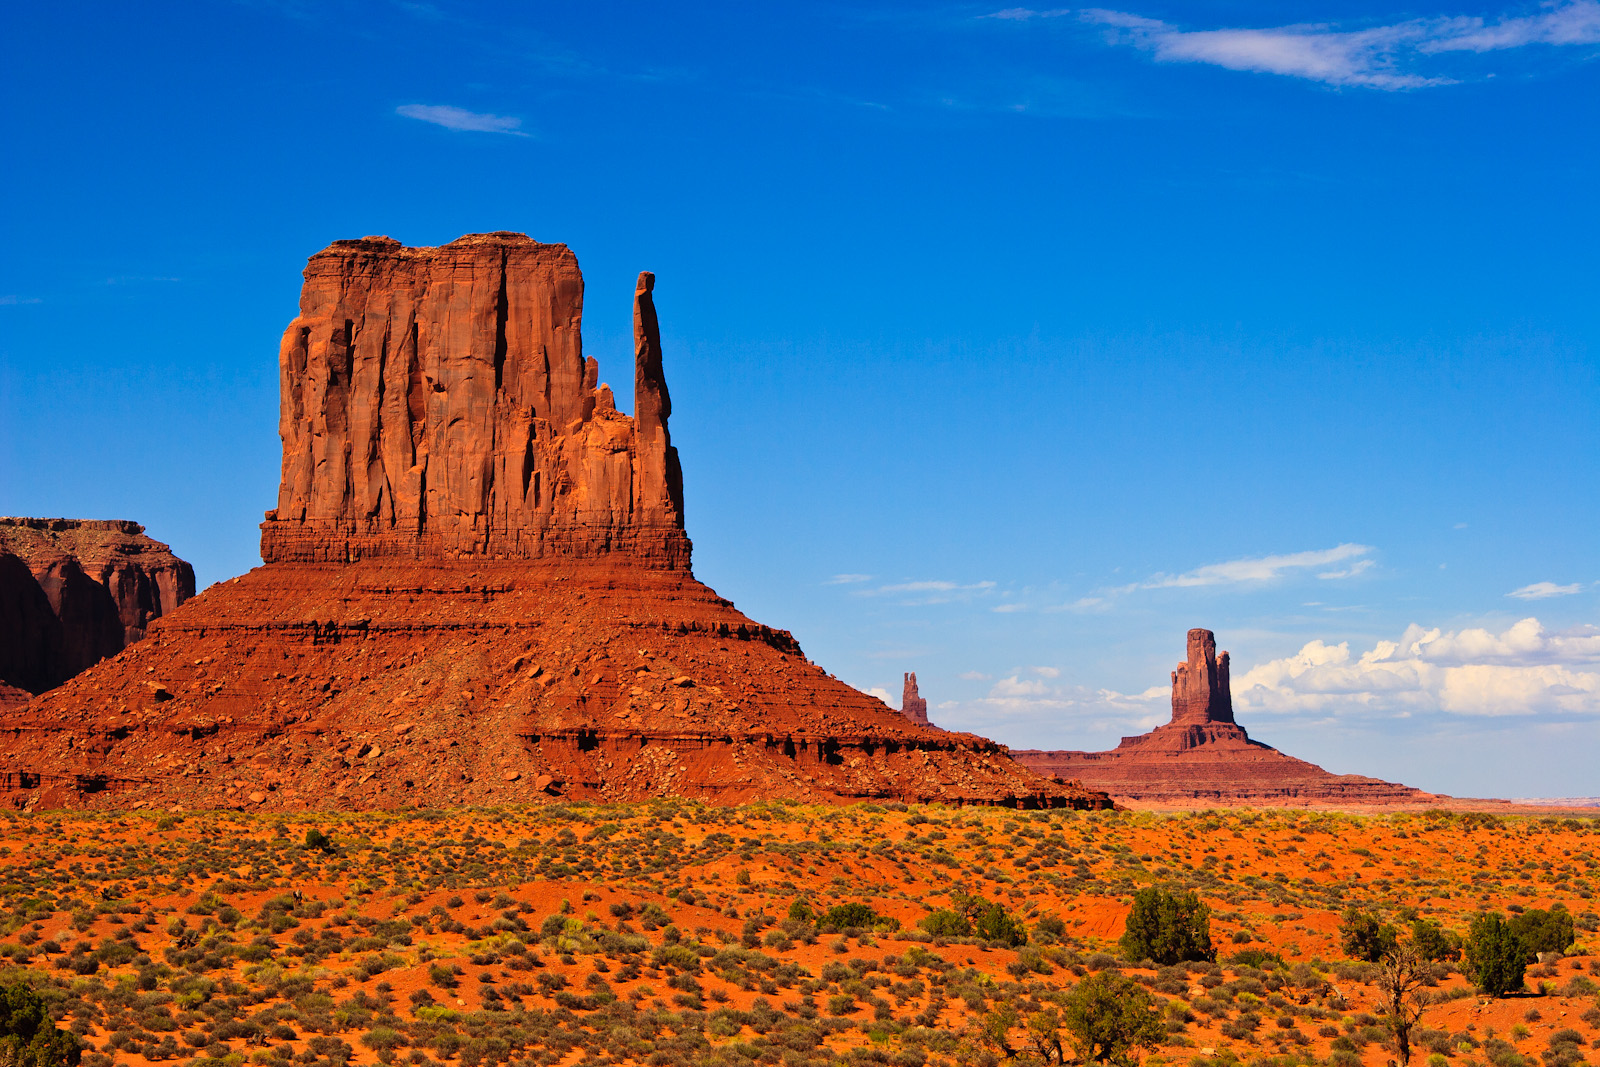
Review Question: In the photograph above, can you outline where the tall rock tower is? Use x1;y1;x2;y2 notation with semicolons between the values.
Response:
901;672;930;726
1169;628;1234;726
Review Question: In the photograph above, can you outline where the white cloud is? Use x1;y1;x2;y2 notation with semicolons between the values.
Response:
396;104;530;135
1030;666;1062;677
1508;581;1585;600
1053;2;1600;90
865;687;893;704
1420;2;1600;51
970;674;1169;735
825;573;873;585
1145;543;1373;588
1234;618;1600;718
958;670;993;681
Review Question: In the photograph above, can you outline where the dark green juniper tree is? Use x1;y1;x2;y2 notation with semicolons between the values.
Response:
1119;887;1212;965
1464;912;1527;997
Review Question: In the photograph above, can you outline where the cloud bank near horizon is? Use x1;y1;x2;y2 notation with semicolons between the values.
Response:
928;617;1599;736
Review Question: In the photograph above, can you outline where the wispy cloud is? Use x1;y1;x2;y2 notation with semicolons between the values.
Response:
851;578;997;605
824;573;873;585
0;295;43;306
994;2;1600;90
396;104;530;135
1508;581;1586;600
1145;543;1373;589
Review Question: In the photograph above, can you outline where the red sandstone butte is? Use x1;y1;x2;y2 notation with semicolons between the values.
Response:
0;233;1108;813
900;672;931;726
1012;628;1436;808
0;519;194;696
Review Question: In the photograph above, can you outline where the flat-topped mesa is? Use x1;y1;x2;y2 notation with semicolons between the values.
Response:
901;672;930;726
1171;627;1234;726
260;233;690;569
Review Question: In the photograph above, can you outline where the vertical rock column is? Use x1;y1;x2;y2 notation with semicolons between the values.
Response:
632;271;685;528
1169;627;1234;726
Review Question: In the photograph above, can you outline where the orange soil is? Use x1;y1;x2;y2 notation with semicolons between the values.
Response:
2;804;1596;1067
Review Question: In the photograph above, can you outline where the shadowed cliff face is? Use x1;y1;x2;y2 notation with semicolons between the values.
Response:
261;233;689;569
0;519;195;700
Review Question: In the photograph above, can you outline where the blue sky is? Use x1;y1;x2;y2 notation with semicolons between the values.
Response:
2;1;1596;797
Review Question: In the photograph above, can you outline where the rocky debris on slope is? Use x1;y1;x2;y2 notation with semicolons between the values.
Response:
0;233;1105;813
260;234;688;569
0;560;1111;811
901;672;930;726
1012;628;1435;806
0;519;194;695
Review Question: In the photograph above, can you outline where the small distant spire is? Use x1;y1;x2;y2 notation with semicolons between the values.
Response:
900;672;930;726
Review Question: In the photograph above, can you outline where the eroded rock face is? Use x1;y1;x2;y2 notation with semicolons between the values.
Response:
0;234;1105;813
260;234;689;569
901;672;930;726
1012;628;1435;807
1171;627;1233;726
0;520;195;695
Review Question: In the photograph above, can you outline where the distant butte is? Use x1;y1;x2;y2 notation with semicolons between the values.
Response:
0;233;1110;813
0;518;193;707
1012;628;1438;808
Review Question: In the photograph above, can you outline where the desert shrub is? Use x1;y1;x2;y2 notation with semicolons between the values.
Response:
1340;908;1399;963
1508;906;1575;959
1464;913;1527;997
1410;918;1462;963
1120;888;1211;965
1227;949;1284;971
918;909;970;938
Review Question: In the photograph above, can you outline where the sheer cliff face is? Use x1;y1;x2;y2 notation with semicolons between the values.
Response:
1171;627;1234;726
261;233;689;568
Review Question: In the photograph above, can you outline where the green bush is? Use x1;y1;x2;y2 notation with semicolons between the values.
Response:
0;980;82;1067
819;903;880;930
1340;908;1399;963
1507;906;1574;959
1409;918;1461;963
1464;912;1527;997
1061;970;1166;1065
1120;887;1212;965
918;909;971;938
